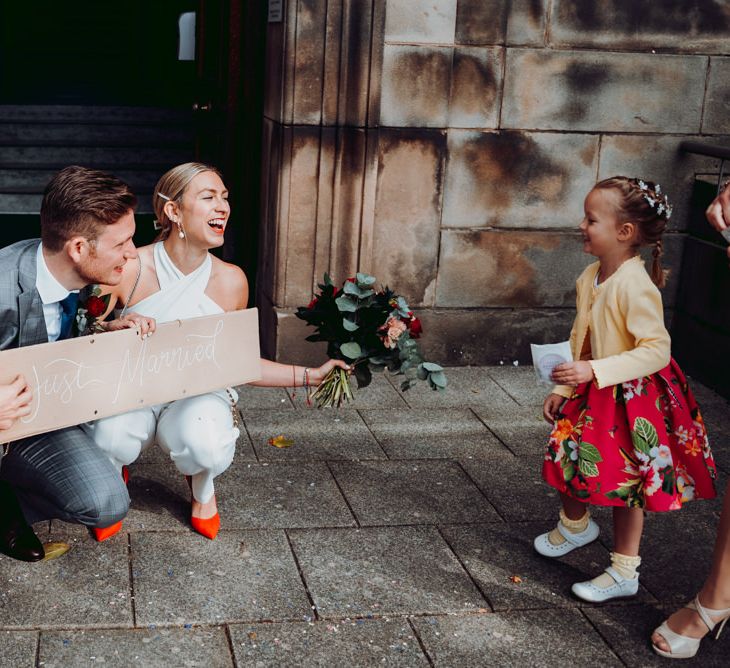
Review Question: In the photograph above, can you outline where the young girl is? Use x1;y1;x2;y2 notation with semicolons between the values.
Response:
534;176;717;603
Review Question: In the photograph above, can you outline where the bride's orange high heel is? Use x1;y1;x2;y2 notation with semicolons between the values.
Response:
92;466;129;542
186;475;220;540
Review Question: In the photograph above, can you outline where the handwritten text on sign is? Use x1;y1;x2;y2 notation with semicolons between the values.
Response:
0;309;261;441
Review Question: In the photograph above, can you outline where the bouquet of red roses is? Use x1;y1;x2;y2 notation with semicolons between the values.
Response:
296;273;447;407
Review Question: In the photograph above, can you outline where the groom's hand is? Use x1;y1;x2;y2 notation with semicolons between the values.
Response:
103;313;157;339
0;374;32;431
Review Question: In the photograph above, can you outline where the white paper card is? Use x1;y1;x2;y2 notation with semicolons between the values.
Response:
530;341;573;385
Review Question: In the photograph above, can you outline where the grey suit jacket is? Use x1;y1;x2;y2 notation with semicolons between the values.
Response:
0;239;49;350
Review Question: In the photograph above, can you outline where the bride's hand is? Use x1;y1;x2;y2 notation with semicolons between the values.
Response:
309;359;351;385
103;312;157;338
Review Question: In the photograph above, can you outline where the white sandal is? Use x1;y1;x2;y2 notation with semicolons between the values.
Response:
652;596;730;659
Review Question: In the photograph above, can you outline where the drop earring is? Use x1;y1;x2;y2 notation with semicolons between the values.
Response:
176;221;185;239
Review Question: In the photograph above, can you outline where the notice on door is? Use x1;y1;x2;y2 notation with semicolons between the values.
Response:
268;0;283;23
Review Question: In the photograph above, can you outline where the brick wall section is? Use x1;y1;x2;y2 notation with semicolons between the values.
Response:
259;0;730;364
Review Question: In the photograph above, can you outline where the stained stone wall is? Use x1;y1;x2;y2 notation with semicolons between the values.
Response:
258;0;730;365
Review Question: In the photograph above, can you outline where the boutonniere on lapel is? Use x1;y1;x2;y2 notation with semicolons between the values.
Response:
76;286;111;336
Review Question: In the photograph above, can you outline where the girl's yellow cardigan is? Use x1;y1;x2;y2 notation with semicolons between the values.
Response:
553;255;671;398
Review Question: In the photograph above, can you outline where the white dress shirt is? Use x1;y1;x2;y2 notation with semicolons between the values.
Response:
35;243;78;342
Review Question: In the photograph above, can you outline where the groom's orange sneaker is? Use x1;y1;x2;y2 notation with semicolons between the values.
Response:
91;521;122;542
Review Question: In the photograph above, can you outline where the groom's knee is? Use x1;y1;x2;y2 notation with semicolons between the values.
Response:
72;474;130;528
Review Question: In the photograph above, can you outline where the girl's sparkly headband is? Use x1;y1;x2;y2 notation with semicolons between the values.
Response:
636;179;673;220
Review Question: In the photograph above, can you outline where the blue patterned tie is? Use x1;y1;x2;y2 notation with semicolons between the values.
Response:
58;293;79;340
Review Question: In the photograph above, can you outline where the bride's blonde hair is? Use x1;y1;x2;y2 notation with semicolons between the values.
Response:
152;162;222;241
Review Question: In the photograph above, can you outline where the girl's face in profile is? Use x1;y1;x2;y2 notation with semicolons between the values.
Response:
179;171;230;248
578;188;624;259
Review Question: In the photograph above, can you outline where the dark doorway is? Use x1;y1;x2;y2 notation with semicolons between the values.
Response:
0;0;265;294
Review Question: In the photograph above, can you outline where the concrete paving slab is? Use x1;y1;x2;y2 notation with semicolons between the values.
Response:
120;463;189;531
412;610;622;667
230;619;428;667
235;384;294;411
122;447;263;532
388;367;519;409
0;367;727;667
584;603;730;668
639;509;722;604
288;526;488;618
38;627;234;668
440;521;654;611
713;439;730;476
358;408;509;460
461;454;561;521
472;402;545;424
0;631;37;667
216;462;356;529
477;420;550;456
244;409;386;461
0;531;131;628
287;371;410;410
131;531;311;625
487;366;548;407
329;460;501;525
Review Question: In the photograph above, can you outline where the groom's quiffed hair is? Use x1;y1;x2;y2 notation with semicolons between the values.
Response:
40;166;138;251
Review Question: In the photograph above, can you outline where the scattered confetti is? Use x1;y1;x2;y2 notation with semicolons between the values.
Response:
268;435;294;448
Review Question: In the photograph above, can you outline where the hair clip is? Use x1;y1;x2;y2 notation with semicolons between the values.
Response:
157;192;171;201
152;219;162;230
638;179;672;220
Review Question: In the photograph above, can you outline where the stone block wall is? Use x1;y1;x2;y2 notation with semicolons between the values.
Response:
259;0;730;365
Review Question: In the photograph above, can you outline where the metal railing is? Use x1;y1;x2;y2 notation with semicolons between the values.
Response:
680;140;730;195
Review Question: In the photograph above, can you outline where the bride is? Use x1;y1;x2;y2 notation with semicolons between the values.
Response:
82;163;347;541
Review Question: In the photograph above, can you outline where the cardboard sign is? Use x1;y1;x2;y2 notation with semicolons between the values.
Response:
0;309;262;442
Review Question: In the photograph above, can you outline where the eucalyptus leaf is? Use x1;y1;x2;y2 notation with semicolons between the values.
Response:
356;272;376;285
340;341;362;359
429;371;447;388
421;362;443;372
342;318;359;331
343;281;361;296
335;295;358;312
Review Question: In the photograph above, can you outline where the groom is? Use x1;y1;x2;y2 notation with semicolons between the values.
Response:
0;165;150;561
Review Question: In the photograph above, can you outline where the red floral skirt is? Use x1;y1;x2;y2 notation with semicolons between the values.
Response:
542;359;717;511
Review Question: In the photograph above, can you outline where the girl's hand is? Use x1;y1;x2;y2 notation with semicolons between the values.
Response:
543;393;565;423
0;374;33;431
309;359;351;385
551;360;594;386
